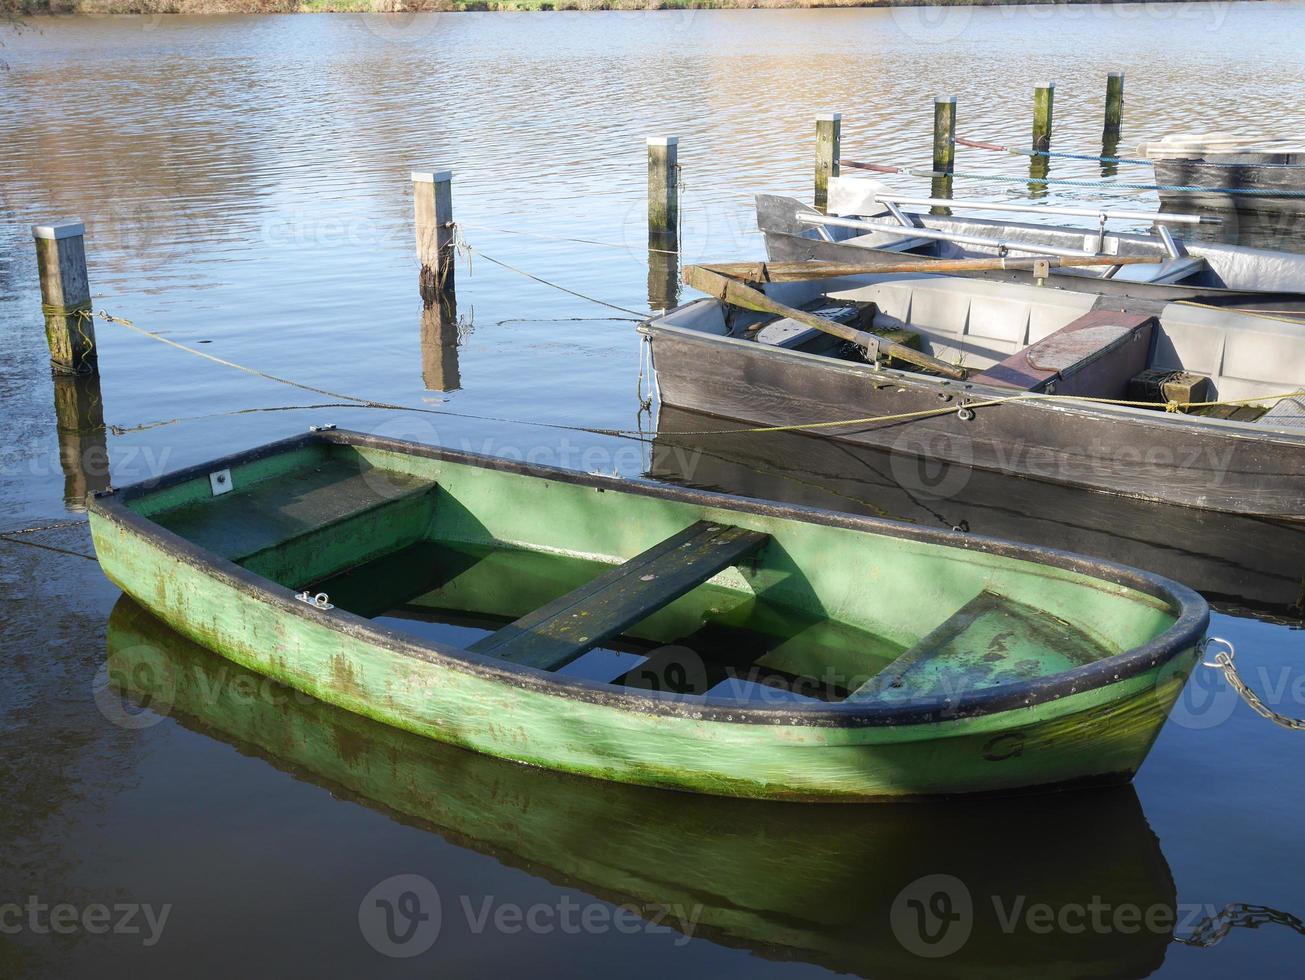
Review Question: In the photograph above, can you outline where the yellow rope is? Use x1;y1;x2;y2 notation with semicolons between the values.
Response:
660;387;1305;436
88;308;1305;441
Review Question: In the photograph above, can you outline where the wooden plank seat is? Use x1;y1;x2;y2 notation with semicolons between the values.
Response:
970;310;1156;397
468;521;769;672
845;590;1111;703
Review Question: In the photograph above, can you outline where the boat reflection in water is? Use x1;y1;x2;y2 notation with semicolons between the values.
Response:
108;598;1180;978
650;406;1305;621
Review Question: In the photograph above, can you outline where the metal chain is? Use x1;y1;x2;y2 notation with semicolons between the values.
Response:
1203;637;1305;731
1174;903;1305;948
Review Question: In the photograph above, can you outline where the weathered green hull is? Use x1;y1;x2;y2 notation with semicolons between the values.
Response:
105;596;1179;978
88;430;1208;802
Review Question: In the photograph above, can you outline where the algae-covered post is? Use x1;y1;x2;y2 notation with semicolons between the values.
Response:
1032;82;1056;152
32;219;97;376
647;136;679;239
814;113;841;210
933;96;957;175
1104;71;1125;137
412;170;455;306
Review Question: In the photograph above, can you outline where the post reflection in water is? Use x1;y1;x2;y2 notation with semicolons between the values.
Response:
649;406;1305;621
1028;154;1050;200
420;292;462;393
929;174;953;217
648;230;680;314
107;597;1178;978
51;373;110;511
1101;131;1122;180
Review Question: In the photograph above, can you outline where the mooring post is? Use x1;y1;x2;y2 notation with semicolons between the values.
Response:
1103;71;1124;137
33;219;97;376
647;137;679;239
412;170;455;306
932;96;957;175
1031;82;1055;153
814;114;842;211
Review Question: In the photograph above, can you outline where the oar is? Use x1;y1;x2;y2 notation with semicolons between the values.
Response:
696;253;1163;283
683;264;968;381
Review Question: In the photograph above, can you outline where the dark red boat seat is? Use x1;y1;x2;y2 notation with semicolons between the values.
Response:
970;310;1156;397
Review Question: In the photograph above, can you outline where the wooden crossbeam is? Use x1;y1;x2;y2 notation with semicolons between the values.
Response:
468;521;768;672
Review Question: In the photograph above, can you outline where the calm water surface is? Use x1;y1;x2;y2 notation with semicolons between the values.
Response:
2;8;1304;976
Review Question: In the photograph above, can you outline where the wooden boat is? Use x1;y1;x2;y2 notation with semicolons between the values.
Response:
1141;135;1305;214
105;594;1179;977
757;189;1305;306
651;405;1305;621
644;261;1305;518
87;428;1208;802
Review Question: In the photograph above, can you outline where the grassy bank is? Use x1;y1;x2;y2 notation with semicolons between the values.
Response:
4;0;1240;15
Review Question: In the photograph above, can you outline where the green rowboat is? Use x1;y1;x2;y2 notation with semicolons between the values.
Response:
87;428;1209;802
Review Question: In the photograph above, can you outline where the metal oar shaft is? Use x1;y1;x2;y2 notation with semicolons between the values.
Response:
697;254;1158;282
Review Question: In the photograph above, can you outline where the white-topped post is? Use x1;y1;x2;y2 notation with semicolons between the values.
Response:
32;219;96;376
814;113;842;210
412;170;454;306
647;137;679;239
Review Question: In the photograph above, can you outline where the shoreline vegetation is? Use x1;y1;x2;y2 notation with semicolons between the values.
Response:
5;0;1252;15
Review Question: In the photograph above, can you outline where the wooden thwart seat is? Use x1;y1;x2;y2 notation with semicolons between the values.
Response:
468;521;769;672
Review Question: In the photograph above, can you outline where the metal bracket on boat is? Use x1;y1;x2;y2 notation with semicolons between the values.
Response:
209;469;233;496
1032;259;1050;285
296;592;335;611
957;402;976;422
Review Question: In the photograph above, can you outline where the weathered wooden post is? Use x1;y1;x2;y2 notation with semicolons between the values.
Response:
647;137;679;239
814;114;841;210
1031;82;1055;153
1103;71;1124;137
33;219;97;376
647;136;680;310
412;170;455;306
932;96;956;175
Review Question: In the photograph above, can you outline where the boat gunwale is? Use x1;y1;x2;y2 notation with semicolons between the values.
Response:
758;192;1305;268
88;429;1209;729
640;300;1305;444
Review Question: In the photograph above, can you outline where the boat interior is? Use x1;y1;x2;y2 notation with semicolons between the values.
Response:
117;436;1180;706
656;270;1305;420
764;187;1305;294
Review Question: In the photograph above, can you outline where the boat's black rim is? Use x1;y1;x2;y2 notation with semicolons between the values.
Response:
90;429;1210;729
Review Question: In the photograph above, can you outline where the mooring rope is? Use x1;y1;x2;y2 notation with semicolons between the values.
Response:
1202;638;1305;731
457;221;681;257
957;136;1151;166
458;242;650;318
91;307;1305;441
0;518;95;561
